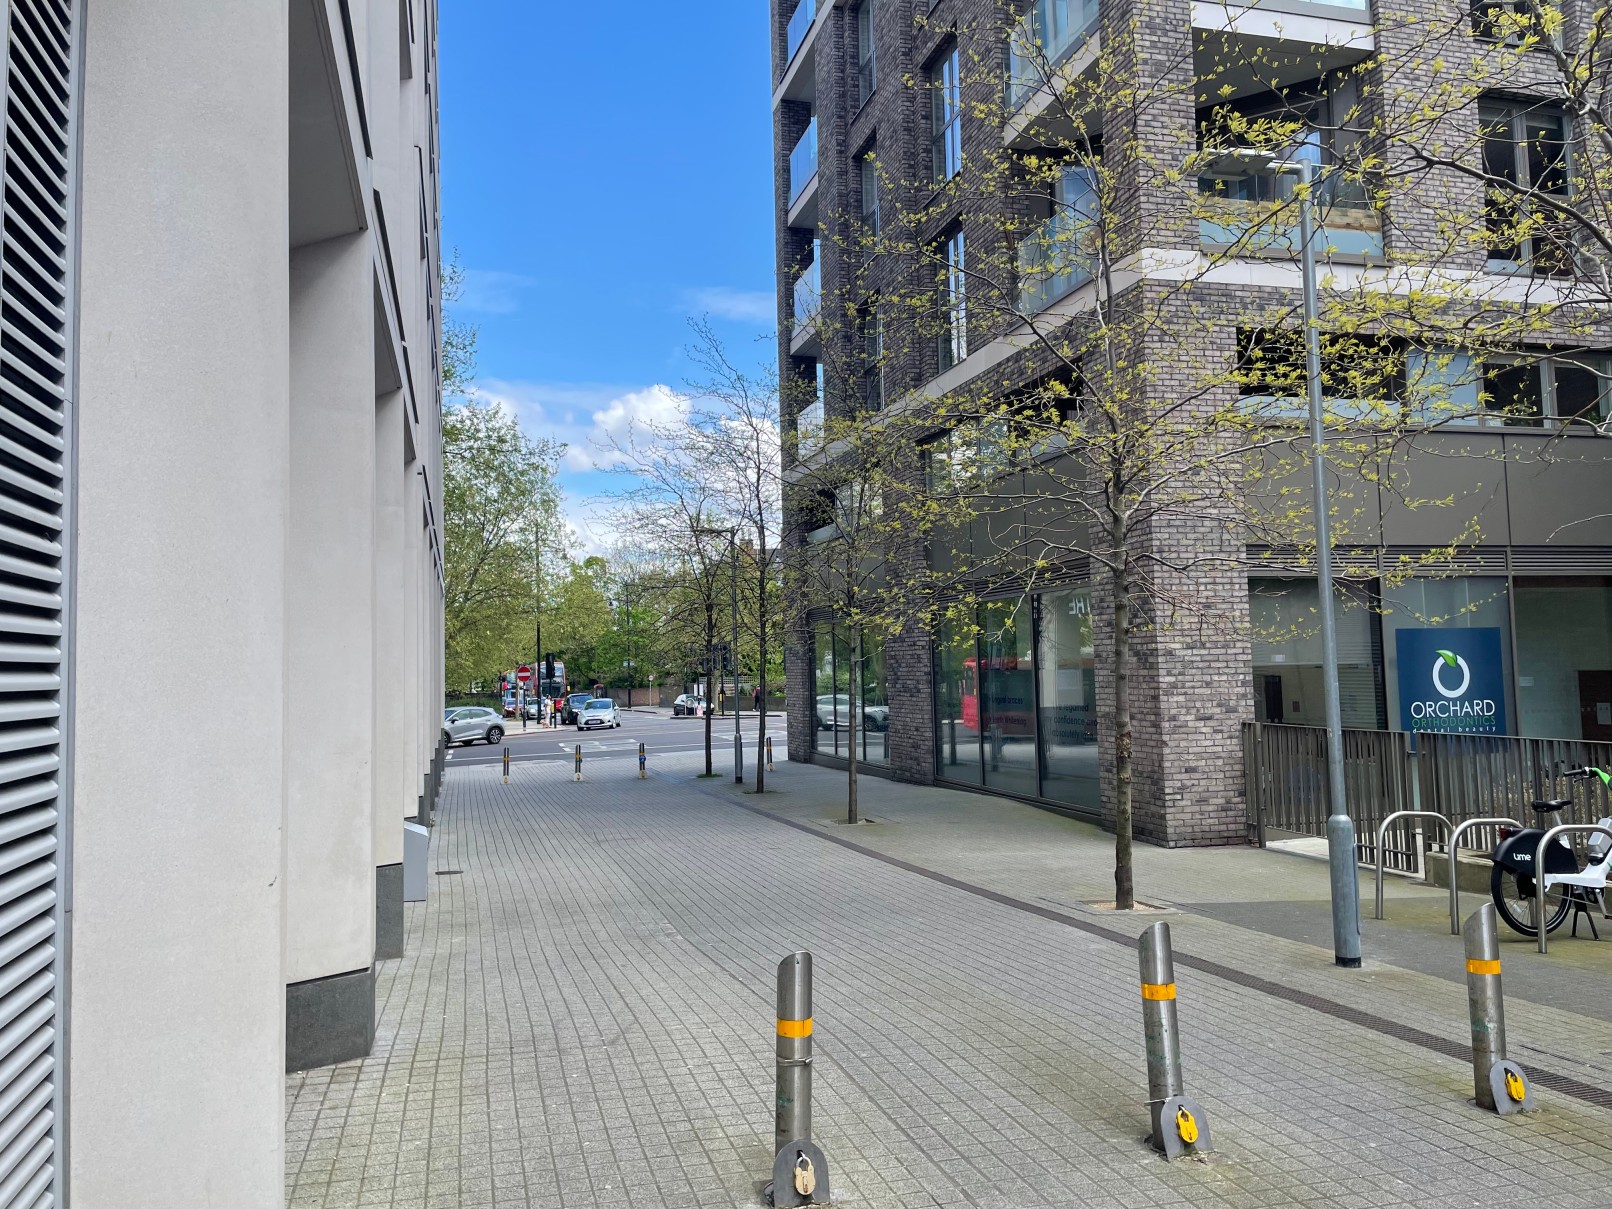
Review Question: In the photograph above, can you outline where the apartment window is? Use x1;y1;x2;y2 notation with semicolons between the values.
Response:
1472;0;1554;44
938;229;967;372
1481;101;1572;273
931;47;962;182
856;1;877;106
861;152;881;238
1235;328;1404;418
862;306;884;412
1482;355;1611;427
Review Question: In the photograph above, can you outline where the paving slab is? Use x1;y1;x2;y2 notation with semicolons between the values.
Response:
286;750;1612;1208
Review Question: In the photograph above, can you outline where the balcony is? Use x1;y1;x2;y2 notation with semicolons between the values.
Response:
1017;210;1097;314
1007;0;1099;115
1197;170;1383;259
796;400;824;457
792;250;821;355
787;0;816;66
788;119;819;229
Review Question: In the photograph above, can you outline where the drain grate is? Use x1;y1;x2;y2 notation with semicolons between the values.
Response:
719;793;1612;1114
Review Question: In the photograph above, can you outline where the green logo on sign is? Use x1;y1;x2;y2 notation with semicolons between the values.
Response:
1436;649;1459;669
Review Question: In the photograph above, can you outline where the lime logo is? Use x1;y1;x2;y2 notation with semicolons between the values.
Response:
1432;649;1471;699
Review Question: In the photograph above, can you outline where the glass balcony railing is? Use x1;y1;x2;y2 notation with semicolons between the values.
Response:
793;252;820;338
797;400;824;456
789;119;818;204
787;0;817;65
1197;171;1383;258
1017;210;1097;313
1007;0;1099;113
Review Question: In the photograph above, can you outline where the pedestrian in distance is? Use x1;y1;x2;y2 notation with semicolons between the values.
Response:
753;684;762;714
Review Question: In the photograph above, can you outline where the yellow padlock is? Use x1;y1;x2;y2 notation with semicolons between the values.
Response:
1175;1106;1200;1145
794;1154;817;1197
1504;1068;1527;1103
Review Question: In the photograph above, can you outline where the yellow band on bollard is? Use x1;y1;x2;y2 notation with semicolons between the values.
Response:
1141;982;1176;1001
1467;958;1501;976
776;1017;814;1038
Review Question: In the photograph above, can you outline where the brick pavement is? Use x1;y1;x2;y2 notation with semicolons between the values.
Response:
286;751;1612;1208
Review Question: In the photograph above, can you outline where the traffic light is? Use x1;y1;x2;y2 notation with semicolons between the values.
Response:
544;653;555;680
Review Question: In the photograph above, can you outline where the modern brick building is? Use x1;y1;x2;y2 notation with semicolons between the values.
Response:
771;0;1612;844
0;0;447;1203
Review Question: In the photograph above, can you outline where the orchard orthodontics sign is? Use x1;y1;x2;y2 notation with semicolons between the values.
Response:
1396;627;1508;735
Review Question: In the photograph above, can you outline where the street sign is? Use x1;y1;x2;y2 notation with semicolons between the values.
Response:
516;665;533;684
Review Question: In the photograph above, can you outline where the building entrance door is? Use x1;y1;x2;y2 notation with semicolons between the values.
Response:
1578;671;1612;741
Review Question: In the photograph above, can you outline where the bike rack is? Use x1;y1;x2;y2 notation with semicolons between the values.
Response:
1535;824;1612;954
1373;811;1451;922
1447;817;1522;936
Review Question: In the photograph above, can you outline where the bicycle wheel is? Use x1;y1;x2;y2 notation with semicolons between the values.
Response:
1490;864;1571;937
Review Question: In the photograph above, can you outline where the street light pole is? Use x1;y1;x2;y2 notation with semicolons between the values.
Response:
1196;148;1361;966
1294;154;1362;968
730;531;742;786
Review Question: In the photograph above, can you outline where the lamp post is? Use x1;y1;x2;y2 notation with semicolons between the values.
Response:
696;524;744;785
1202;148;1361;967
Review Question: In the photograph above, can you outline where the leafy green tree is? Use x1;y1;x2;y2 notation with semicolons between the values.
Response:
442;403;564;689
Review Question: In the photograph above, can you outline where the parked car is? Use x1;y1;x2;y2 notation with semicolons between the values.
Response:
561;692;592;724
814;694;889;731
521;698;545;721
672;693;708;717
577;698;621;730
443;706;505;746
502;692;519;718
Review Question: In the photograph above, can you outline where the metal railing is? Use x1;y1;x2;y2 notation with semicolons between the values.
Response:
786;0;817;66
792;253;820;337
1016;208;1095;313
1242;722;1415;869
1245;723;1612;874
1006;0;1099;112
789;119;817;205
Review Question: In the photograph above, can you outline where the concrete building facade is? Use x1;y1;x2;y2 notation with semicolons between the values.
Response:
0;0;445;1203
772;0;1612;845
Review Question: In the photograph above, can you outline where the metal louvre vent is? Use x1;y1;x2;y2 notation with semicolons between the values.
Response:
0;0;78;1204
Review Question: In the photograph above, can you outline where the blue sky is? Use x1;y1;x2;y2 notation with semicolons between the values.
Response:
441;0;779;550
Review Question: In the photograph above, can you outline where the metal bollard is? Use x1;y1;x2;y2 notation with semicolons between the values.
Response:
1138;923;1212;1158
502;747;509;784
639;741;647;779
770;952;830;1207
574;745;583;782
1464;904;1531;1114
766;736;775;773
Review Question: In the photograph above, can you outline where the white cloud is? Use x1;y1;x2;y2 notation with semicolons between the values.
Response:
683;286;777;326
471;378;688;473
459;269;536;315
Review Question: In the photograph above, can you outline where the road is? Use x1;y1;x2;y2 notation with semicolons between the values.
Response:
446;708;787;768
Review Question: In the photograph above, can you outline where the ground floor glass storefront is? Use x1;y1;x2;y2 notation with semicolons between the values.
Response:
810;620;892;766
1251;575;1612;742
932;588;1099;813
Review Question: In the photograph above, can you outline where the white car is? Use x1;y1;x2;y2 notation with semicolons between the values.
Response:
815;694;889;731
577;698;621;730
672;694;708;717
442;706;505;746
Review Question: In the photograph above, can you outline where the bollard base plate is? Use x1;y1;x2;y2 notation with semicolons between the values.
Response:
1488;1060;1533;1116
1149;1095;1212;1160
768;1139;830;1207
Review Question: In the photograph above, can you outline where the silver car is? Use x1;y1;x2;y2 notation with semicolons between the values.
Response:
442;706;505;746
576;698;620;730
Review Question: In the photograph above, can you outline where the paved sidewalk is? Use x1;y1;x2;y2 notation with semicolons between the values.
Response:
286;752;1612;1208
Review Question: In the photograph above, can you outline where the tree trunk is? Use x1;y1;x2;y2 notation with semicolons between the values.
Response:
1112;564;1135;911
703;613;715;777
846;628;860;824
